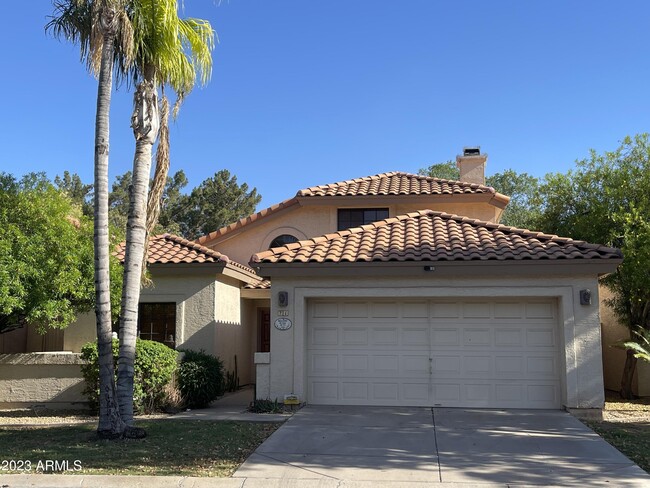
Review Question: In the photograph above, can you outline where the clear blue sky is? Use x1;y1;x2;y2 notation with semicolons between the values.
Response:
1;1;649;208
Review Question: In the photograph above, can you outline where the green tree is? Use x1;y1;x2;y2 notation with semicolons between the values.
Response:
418;161;459;180
418;162;540;228
108;169;188;235
108;170;131;232
0;173;122;334
117;0;214;426
156;170;189;236
54;171;94;216
178;170;262;239
532;134;650;398
47;0;134;437
487;170;539;228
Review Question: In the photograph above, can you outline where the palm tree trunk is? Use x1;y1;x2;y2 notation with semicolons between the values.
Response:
620;349;638;400
94;5;125;438
117;76;159;427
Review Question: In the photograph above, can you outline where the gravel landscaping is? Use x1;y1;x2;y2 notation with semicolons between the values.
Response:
0;409;169;426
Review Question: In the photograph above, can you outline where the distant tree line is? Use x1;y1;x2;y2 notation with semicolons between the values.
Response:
55;168;261;240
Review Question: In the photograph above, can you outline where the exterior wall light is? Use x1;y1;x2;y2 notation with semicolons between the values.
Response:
423;266;435;272
579;289;592;305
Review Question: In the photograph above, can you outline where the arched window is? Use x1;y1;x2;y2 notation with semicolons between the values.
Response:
269;234;299;248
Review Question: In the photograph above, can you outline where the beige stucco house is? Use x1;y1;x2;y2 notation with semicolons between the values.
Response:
2;147;630;411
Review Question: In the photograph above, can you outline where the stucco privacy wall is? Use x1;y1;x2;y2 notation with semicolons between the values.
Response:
207;201;501;265
213;277;250;383
600;286;648;396
63;312;96;352
262;274;604;409
0;353;86;409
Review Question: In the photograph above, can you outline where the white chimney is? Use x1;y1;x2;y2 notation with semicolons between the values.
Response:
456;146;487;185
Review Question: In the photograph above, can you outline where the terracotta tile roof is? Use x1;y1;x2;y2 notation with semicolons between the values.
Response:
296;171;496;197
251;210;622;264
116;234;256;273
196;198;299;245
197;171;507;246
244;279;271;290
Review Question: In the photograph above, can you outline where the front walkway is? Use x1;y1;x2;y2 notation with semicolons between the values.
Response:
169;387;291;422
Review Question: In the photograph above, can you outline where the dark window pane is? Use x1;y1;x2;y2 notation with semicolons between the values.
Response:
338;208;389;230
138;303;176;347
269;234;299;248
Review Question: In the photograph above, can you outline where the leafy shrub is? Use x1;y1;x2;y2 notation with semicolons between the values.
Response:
249;398;283;413
177;349;225;408
80;339;178;414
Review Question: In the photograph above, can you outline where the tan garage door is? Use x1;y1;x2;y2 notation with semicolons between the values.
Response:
307;299;562;408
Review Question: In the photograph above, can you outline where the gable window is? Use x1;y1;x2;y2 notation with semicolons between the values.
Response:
138;303;176;348
269;234;299;248
337;208;389;231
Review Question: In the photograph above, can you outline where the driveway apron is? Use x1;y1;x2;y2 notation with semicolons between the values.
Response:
234;405;650;486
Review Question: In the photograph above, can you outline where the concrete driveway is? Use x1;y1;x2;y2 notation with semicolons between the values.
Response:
234;405;650;487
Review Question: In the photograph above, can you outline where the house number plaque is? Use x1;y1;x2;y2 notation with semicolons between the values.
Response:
274;318;292;330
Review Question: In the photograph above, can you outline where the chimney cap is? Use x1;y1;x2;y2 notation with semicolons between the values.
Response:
462;146;481;156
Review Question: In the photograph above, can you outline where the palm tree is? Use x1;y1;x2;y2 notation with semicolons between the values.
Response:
620;327;650;363
47;0;133;437
116;0;214;425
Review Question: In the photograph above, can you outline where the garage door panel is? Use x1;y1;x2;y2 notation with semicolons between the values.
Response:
401;354;430;375
310;353;338;375
463;355;492;375
525;302;556;319
462;302;492;318
371;301;399;318
463;328;492;346
371;354;399;374
495;328;523;346
342;327;368;345
312;302;339;318
432;328;460;345
526;329;555;347
431;302;460;318
342;382;368;401
402;301;429;318
342;301;368;318
433;355;461;375
527;356;557;377
342;355;369;373
494;302;524;318
307;299;561;408
371;327;399;345
312;327;339;345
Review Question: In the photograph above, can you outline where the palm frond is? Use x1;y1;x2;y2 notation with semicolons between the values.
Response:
615;326;650;363
116;0;214;101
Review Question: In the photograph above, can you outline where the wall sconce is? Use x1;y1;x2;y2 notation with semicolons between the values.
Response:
278;291;289;307
423;266;435;272
579;289;592;306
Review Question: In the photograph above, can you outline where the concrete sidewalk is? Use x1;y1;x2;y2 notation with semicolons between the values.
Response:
0;474;519;487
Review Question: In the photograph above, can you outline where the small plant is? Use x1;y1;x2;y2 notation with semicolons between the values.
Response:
177;349;225;408
225;355;240;392
80;339;178;414
249;398;284;414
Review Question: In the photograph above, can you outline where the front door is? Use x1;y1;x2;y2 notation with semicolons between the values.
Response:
258;308;270;352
